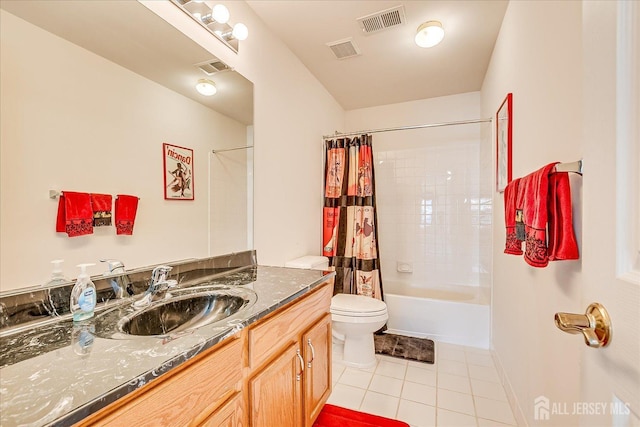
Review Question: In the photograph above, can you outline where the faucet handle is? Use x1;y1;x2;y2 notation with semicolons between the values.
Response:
158;279;178;290
150;265;173;284
100;259;125;274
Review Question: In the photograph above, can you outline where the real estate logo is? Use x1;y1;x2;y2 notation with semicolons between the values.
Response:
534;395;550;421
533;395;631;421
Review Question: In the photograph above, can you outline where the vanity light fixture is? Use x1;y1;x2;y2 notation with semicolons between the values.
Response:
415;20;444;48
211;4;230;24
195;79;217;96
172;1;249;53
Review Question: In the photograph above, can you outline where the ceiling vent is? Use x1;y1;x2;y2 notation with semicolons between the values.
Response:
196;59;230;75
357;5;406;34
326;38;361;60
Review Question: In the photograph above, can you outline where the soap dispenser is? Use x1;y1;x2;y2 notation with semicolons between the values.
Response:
101;259;126;298
45;259;68;286
70;263;97;322
43;259;69;317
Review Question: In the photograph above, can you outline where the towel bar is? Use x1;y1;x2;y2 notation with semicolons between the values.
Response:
554;160;583;175
50;190;140;200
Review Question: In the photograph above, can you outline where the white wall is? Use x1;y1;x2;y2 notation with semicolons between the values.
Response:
345;93;492;289
0;10;247;290
142;2;345;268
1;0;346;289
481;1;584;425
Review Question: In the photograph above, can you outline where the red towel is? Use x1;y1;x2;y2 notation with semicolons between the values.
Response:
503;178;523;255
513;162;579;267
548;171;579;261
520;163;557;267
91;193;112;227
115;195;139;235
55;192;93;237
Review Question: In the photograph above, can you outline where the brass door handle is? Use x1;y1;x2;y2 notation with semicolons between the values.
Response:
554;302;612;348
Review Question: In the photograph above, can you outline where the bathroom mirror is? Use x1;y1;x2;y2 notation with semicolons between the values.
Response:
0;1;254;290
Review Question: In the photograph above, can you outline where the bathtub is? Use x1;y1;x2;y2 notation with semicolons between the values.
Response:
383;281;490;349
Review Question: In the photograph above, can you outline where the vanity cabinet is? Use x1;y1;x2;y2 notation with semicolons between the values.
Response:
73;278;333;427
74;334;243;427
199;393;244;427
248;342;303;427
247;283;332;427
302;313;332;425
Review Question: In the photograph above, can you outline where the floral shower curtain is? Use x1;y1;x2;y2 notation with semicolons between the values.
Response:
323;134;383;300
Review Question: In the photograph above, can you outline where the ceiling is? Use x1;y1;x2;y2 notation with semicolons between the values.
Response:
246;0;508;111
0;0;254;125
2;1;508;118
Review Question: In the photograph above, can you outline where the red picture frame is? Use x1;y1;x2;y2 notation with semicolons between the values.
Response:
496;93;513;193
163;143;194;200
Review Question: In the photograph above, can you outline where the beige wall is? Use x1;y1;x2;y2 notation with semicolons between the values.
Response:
1;0;345;289
143;2;344;269
0;10;248;289
481;1;584;425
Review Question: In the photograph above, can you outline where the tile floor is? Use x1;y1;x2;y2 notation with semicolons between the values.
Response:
328;342;517;427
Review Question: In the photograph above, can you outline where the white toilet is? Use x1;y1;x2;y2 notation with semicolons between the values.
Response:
284;256;388;369
330;293;388;369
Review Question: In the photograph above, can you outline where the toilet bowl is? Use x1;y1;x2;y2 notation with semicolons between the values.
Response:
331;293;388;369
283;256;388;369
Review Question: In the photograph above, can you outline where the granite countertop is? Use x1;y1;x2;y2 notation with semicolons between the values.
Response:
0;260;334;427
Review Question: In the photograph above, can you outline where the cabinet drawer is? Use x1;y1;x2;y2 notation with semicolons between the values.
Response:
199;392;244;427
89;336;243;426
249;281;332;369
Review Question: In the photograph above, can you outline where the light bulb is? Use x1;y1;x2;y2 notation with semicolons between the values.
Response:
415;21;444;48
212;4;230;24
232;23;249;41
195;79;217;96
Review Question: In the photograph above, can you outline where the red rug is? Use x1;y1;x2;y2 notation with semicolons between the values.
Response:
313;404;410;427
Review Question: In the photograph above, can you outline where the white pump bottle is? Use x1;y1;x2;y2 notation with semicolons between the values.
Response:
70;263;97;322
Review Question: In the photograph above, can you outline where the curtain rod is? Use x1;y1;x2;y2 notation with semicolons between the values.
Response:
322;118;493;140
211;145;254;154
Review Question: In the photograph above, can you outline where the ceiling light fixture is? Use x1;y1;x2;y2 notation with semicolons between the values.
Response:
173;1;248;53
195;79;217;96
415;21;444;48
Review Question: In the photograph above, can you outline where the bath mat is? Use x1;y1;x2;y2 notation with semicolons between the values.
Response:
313;404;410;427
374;333;435;364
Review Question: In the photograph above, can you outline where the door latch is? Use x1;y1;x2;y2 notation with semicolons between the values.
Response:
554;302;612;348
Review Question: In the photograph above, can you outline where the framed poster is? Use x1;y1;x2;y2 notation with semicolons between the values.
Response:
163;143;194;200
496;93;513;193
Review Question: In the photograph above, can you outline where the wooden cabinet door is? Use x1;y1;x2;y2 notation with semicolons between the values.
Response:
249;342;303;427
302;314;332;427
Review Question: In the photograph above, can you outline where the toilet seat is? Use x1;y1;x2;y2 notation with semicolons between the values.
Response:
330;293;387;317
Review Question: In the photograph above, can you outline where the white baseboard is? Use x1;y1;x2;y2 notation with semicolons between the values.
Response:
491;349;528;426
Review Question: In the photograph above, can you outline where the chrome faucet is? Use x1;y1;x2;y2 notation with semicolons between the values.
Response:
134;266;176;308
101;259;125;274
100;259;131;298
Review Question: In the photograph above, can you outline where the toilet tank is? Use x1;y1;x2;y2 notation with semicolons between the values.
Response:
284;256;329;270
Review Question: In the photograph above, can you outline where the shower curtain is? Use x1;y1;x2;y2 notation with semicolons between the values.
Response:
323;134;383;300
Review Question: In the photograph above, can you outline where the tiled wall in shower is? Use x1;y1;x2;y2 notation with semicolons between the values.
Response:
374;127;491;288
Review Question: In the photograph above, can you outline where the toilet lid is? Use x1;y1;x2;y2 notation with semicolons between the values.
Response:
331;293;387;315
